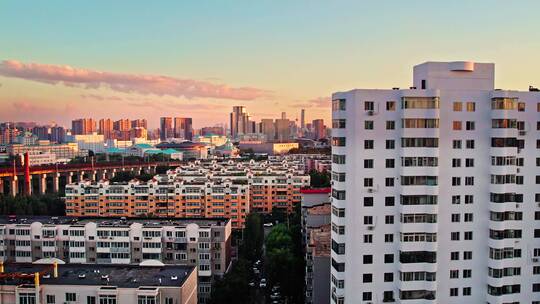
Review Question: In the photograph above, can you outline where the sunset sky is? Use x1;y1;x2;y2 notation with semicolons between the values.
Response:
1;1;540;128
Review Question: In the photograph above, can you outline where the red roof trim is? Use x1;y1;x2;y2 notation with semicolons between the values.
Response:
300;188;331;194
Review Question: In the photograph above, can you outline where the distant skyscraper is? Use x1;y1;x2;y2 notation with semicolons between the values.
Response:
300;109;306;129
259;119;276;142
113;119;131;132
201;126;225;136
281;112;286;120
98;119;113;140
230;106;251;138
275;119;291;142
50;126;66;143
174;117;193;140
312;119;325;140
31;126;50;140
131;119;148;129
160;117;174;140
71;118;96;135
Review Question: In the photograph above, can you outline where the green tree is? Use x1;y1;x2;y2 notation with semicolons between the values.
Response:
208;258;253;304
242;213;264;262
309;169;330;187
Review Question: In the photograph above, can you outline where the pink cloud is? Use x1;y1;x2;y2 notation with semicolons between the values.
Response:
0;59;270;100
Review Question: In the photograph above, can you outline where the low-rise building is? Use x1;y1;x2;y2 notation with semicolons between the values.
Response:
0;262;197;304
238;142;299;155
6;142;86;160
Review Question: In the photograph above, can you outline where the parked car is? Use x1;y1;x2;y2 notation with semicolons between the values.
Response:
259;278;267;288
263;222;273;227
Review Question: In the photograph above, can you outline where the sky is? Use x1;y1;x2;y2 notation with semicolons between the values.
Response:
1;1;540;129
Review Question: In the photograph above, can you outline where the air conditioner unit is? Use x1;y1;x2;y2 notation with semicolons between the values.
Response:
533;258;539;263
367;188;374;193
516;204;520;208
367;110;375;116
367;225;374;231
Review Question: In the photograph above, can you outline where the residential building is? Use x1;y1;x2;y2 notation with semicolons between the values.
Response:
259;119;276;142
6;142;85;160
330;61;540;303
66;133;106;154
302;188;331;304
49;126;66;143
0;263;197;304
131;118;148;129
71;118;97;135
65;158;310;227
312;119;325;140
230;106;251;138
201;126;225;136
238;142;299;155
98;118;113;140
160;117;174;140
174;117;194;141
0;216;230;303
275;119;291;142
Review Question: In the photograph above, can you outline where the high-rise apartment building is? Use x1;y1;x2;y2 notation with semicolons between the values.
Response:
330;61;540;303
275;118;291;142
131;118;148;129
312;119;325;140
98;118;113;140
50;126;66;143
174;117;194;140
160;117;174;140
260;119;276;142
113;118;131;131
71;118;97;135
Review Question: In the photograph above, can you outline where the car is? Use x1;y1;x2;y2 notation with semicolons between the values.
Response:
249;281;255;287
270;293;281;300
259;278;267;288
253;267;260;274
263;223;273;227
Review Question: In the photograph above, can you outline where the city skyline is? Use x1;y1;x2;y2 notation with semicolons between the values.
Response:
2;1;540;127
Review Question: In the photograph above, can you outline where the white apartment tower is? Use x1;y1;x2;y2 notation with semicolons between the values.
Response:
331;61;540;304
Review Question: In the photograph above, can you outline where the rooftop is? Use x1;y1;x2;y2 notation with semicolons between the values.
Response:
1;263;194;288
0;216;230;227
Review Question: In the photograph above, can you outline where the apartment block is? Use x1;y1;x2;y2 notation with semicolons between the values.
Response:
0;216;231;302
65;158;310;228
0;263;197;304
331;61;540;303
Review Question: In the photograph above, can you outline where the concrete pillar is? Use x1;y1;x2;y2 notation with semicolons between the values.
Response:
0;178;4;195
39;174;47;195
65;172;73;185
111;169;117;178
91;170;98;181
78;171;85;182
52;173;60;192
10;176;18;197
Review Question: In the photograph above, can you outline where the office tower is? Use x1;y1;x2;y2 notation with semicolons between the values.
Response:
275;118;291;142
98;118;113;140
31;126;50;140
129;127;147;139
312;119;325;140
174;117;193;140
49;126;66;143
131;118;148;129
281;112;287;120
260;119;276;142
330;61;540;303
230;106;251;138
301;109;306;129
0;123;18;145
71;118;96;135
160;117;174;140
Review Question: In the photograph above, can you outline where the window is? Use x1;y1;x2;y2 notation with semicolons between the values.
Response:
386;101;396;111
466;140;475;149
385;234;394;243
364;197;373;206
46;295;56;304
402;97;440;109
465;176;474;185
138;296;157;304
386;140;395;149
333;154;346;164
450;252;459;260
452;195;460;204
364;140;374;149
463;251;472;260
385;159;395;168
465;195;473;204
464;213;473;222
363;273;373;283
453;102;462;111
450;270;459;279
453;140;462;149
332;119;346;129
364;216;373;225
365;101;374;111
385;215;394;224
362;292;372;301
365;120;374;130
463;269;472;278
363;255;373;264
385;177;394;187
66;293;77;302
364;178;373;187
386;120;395;130
452;159;461;167
463;287;471;296
451;214;460;222
450;288;458;297
452;177;461;186
384;254;393;263
466;102;475;112
465;158;474;167
465;231;473;240
364;159;374;168
332;137;346;147
466;121;475;130
364;234;373;243
384;272;394;282
19;293;36;304
332;99;346;111
518;102;525;111
452;121;462;130
451;232;460;241
385;196;395;206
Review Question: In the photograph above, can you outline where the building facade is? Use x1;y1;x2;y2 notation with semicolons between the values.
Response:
0;216;230;302
65;158;310;228
331;61;540;303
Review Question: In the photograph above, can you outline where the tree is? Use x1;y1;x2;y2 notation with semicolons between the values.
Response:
208;258;253;304
309;169;330;187
242;213;264;262
0;194;65;216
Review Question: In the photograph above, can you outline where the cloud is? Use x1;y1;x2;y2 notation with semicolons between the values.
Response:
292;96;331;108
80;94;124;101
0;59;270;101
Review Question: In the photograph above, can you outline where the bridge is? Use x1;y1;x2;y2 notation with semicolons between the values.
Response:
0;157;182;196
